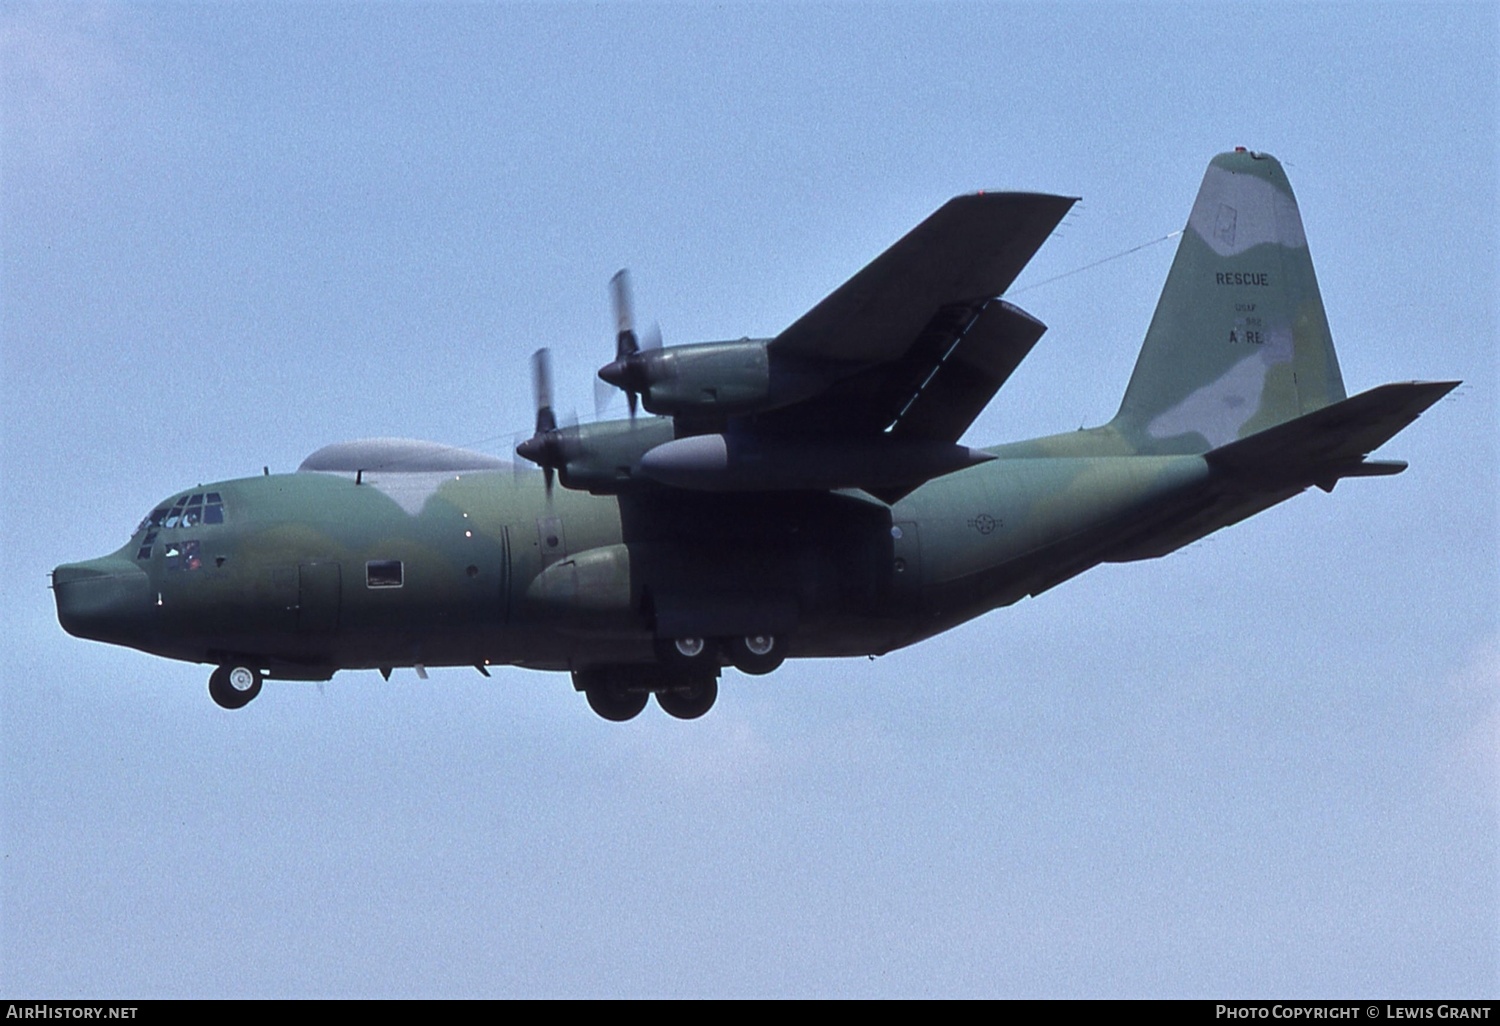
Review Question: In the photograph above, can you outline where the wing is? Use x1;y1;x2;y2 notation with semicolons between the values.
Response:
770;191;1077;365
757;298;1047;443
551;192;1077;501
755;192;1074;444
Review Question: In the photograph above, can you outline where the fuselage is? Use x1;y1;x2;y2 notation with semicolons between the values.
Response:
52;428;1213;683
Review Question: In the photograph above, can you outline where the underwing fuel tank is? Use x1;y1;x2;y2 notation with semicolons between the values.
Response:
635;432;993;493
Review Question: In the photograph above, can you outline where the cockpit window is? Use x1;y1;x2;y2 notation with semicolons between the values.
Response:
139;493;225;538
136;507;169;535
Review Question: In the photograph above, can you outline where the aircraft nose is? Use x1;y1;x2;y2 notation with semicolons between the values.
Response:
52;555;151;643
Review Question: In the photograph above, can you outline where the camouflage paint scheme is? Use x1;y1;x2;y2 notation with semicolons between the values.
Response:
52;151;1457;719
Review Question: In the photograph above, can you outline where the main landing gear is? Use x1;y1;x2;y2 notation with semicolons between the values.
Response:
656;675;718;720
656;634;787;676
583;671;651;722
575;663;717;723
722;634;785;675
577;633;786;722
208;663;263;710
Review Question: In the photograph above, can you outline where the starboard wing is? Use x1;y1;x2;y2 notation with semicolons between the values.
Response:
729;192;1073;500
757;192;1074;440
755;298;1048;443
549;191;1077;501
769;191;1076;365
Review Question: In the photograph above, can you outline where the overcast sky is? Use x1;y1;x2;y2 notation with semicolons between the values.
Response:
2;2;1494;998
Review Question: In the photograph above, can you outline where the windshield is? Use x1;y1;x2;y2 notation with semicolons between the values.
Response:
132;492;225;561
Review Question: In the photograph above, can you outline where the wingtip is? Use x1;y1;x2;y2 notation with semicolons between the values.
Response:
956;190;1080;205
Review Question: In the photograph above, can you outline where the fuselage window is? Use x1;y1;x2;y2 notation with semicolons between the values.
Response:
136;530;159;561
367;560;403;588
164;540;202;571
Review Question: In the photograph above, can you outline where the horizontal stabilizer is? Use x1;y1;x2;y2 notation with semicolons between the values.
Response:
1205;380;1459;488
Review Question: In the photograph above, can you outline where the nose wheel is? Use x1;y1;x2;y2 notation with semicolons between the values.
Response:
209;664;263;709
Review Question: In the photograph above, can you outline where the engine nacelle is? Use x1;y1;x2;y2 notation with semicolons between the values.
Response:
600;338;830;418
542;418;675;494
637;339;768;414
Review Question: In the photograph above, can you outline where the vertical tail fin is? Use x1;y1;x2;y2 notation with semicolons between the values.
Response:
1111;150;1347;454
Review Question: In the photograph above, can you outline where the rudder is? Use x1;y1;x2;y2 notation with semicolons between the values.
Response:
1111;150;1347;454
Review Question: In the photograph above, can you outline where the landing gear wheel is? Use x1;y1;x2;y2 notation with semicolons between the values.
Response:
654;636;712;671
724;634;785;675
584;680;649;722
656;675;718;720
209;664;262;709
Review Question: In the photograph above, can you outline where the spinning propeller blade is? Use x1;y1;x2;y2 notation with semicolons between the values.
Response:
599;269;658;419
610;269;638;363
516;347;558;496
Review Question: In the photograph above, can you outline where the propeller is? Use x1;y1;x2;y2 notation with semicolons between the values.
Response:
596;269;660;419
515;348;560;496
612;269;638;366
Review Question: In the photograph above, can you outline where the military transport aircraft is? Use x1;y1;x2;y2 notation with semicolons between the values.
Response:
52;150;1457;721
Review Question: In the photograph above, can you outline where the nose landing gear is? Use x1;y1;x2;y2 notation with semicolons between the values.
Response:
208;663;263;710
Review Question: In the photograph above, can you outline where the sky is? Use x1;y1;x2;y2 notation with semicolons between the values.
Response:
2;1;1495;998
